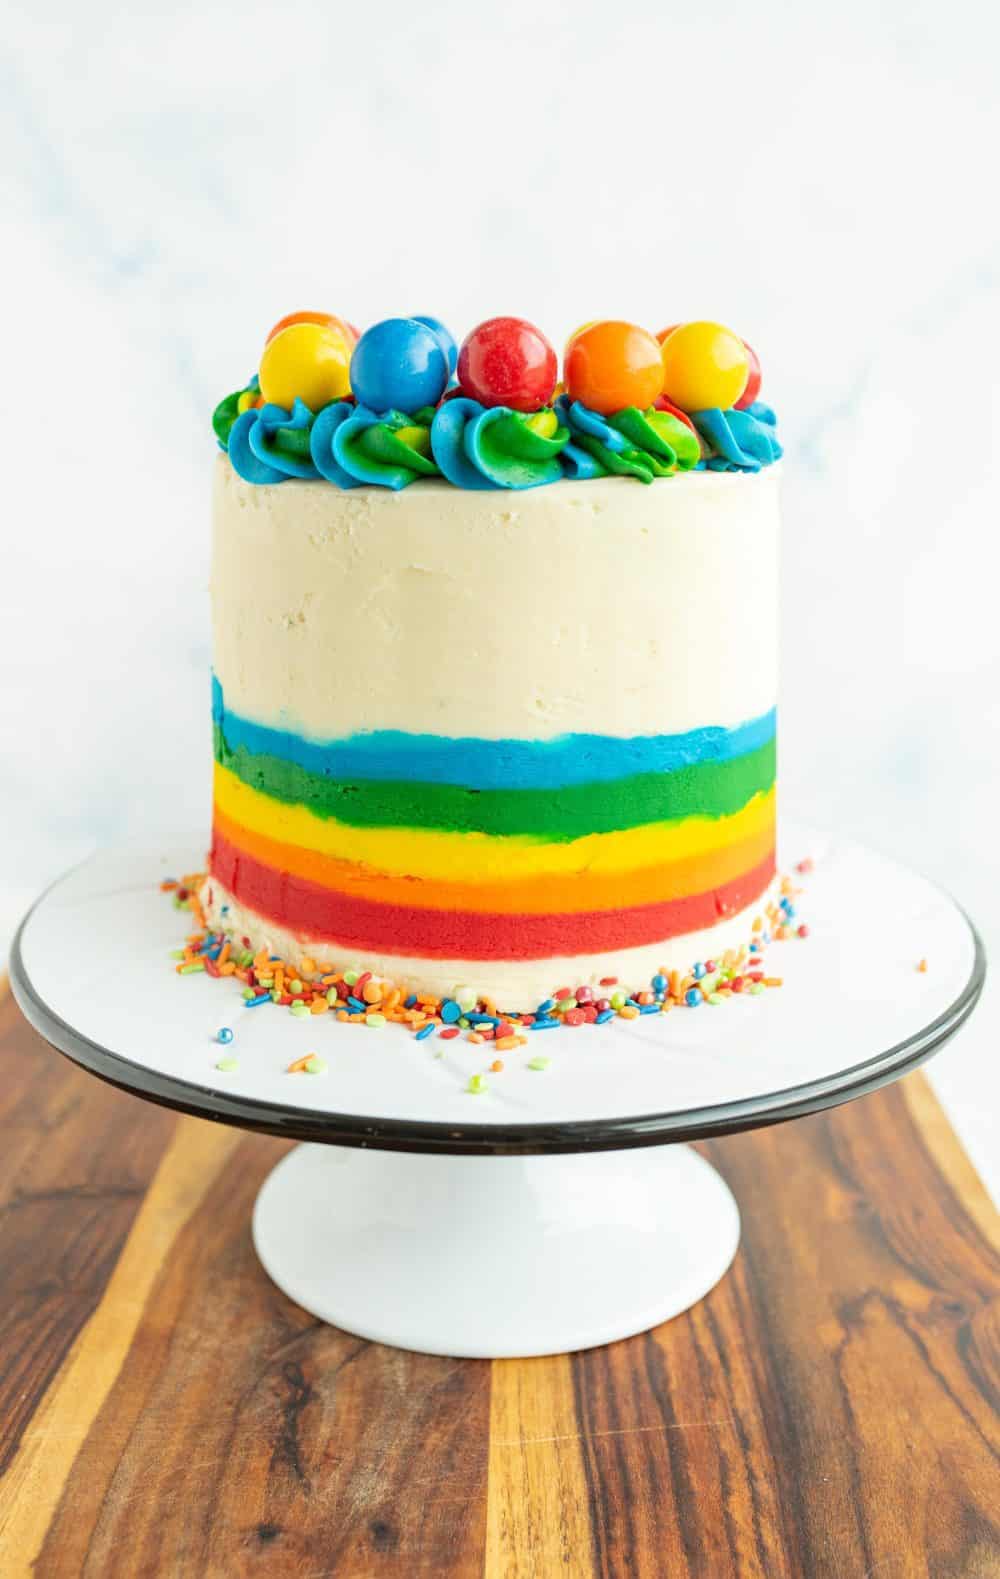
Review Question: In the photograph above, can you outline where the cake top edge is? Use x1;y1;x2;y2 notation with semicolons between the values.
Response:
213;314;782;493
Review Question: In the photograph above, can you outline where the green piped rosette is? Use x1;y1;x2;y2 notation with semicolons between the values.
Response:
212;379;259;449
332;405;441;489
557;397;702;484
466;406;569;488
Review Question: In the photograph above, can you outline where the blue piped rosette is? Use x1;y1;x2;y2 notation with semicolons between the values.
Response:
690;402;783;473
430;398;569;490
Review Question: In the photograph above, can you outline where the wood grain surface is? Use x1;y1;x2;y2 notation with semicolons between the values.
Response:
0;976;998;1579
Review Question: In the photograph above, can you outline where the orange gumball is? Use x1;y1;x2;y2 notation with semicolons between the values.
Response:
564;321;664;415
564;319;599;359
265;310;355;346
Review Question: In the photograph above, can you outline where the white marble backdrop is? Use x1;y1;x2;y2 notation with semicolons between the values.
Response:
2;0;998;1190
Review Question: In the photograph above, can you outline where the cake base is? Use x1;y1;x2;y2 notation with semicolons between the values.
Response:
252;1141;739;1357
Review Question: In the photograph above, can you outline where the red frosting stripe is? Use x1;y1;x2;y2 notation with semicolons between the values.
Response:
210;828;775;960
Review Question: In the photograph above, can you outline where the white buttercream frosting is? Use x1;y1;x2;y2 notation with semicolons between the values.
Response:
211;458;780;741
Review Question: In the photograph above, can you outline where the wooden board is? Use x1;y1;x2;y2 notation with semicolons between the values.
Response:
0;977;997;1578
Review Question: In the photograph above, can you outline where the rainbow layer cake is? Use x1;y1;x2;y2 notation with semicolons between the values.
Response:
201;313;784;1012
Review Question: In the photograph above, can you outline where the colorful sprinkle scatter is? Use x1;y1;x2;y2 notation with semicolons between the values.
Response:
167;870;810;1084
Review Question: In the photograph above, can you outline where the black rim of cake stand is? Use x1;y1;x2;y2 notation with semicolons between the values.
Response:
8;899;986;1157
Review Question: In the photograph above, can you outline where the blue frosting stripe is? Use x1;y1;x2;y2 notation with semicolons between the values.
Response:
212;676;776;791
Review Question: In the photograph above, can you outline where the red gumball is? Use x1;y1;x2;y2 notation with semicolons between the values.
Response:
457;317;557;411
735;342;762;409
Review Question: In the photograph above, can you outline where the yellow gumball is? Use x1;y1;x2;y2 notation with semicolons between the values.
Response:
660;322;750;413
258;322;352;411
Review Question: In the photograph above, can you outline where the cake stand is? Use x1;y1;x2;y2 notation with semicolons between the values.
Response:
9;826;984;1358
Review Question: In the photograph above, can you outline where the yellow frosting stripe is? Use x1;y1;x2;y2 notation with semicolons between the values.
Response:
212;763;775;883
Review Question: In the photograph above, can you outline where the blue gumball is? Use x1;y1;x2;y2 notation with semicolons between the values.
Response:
349;318;449;413
412;314;458;376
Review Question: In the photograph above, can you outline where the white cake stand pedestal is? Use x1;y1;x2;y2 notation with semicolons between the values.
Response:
251;1143;739;1356
10;827;984;1358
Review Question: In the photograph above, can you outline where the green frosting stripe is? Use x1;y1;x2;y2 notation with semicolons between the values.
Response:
214;726;776;839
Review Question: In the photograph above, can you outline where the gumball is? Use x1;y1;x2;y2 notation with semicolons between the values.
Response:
350;317;450;412
457;317;557;412
735;341;762;409
656;324;679;344
660;322;750;413
265;310;354;347
259;322;352;410
564;321;664;415
413;314;458;376
564;320;598;358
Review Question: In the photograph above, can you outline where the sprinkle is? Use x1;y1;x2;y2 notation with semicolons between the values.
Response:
365;1012;386;1028
244;993;271;1008
490;1059;504;1072
610;991;627;1010
563;1008;586;1027
797;924;809;938
343;969;359;986
440;999;461;1024
439;1026;460;1040
346;996;365;1012
290;1002;310;1018
618;1005;640;1020
215;1027;234;1044
692;962;705;980
496;1033;527;1050
917;958;928;973
527;1056;551;1071
530;1017;560;1030
215;1055;238;1072
639;1003;660;1015
574;984;594;1004
415;1023;435;1041
685;988;702;1007
748;982;765;995
468;1032;484;1045
466;1074;488;1095
595;1009;614;1024
556;997;577;1013
363;980;383;1004
455;985;478;1013
599;976;618;987
651;973;667;993
404;993;418;1008
763;977;783;988
706;992;725;1006
179;961;205;975
796;857;814;874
